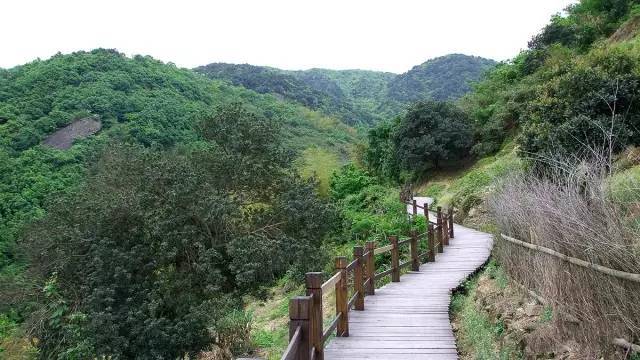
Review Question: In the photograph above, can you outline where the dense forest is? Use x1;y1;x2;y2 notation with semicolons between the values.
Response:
195;54;495;125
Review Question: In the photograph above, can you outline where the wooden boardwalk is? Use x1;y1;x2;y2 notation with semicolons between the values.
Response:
324;198;493;359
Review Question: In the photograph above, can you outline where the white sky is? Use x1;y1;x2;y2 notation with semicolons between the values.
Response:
1;0;576;73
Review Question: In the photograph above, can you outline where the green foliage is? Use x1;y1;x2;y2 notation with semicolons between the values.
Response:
196;63;397;125
329;164;374;200
464;1;640;162
529;0;636;52
518;42;640;159
297;147;342;197
363;118;401;180
416;141;522;221
12;104;338;358
0;49;356;280
540;306;554;323
328;166;410;242
394;101;473;172
387;54;496;102
451;274;523;360
196;55;496;126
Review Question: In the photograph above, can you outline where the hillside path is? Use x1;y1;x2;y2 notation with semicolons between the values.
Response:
324;197;493;359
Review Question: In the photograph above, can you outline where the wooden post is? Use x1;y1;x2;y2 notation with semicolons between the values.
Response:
412;199;417;217
443;216;450;246
410;230;419;271
289;296;312;360
427;224;436;262
448;207;454;238
423;204;429;223
436;208;444;253
353;246;365;310
305;272;323;360
390;236;400;282
366;241;376;295
335;257;348;337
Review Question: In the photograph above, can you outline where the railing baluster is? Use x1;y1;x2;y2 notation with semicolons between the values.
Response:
410;230;419;271
306;272;323;360
335;257;348;337
366;241;376;295
390;236;400;282
353;246;365;310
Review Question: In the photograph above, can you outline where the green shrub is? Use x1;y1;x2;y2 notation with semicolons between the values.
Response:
329;164;374;200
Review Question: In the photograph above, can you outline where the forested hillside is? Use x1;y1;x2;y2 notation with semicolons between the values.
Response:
195;54;495;125
387;54;497;102
0;49;363;358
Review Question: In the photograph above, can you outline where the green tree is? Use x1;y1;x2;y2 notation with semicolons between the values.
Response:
393;101;473;172
16;104;338;359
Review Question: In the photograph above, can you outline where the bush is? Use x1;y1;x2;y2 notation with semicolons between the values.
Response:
329;164;374;200
489;157;640;356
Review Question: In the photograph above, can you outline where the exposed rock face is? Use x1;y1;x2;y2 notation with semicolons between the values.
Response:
42;117;102;149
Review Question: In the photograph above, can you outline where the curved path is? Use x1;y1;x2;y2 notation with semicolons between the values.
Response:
325;197;493;359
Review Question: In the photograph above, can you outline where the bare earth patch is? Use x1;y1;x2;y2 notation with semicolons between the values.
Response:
42;117;101;149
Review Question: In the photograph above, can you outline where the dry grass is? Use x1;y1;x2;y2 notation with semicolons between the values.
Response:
488;158;640;357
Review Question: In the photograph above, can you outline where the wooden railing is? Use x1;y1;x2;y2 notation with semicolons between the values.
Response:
281;196;455;360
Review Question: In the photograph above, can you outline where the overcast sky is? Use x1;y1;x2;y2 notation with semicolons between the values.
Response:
1;0;576;73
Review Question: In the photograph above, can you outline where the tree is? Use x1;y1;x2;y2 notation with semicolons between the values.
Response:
393;101;473;172
17;104;338;359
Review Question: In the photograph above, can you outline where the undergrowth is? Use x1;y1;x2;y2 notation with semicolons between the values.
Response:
418;141;521;218
451;260;523;360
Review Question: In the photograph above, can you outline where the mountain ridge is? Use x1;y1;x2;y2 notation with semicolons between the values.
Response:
195;53;497;125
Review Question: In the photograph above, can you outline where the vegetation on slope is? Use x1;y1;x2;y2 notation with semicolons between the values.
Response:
0;49;362;358
387;54;496;103
357;1;640;358
195;54;496;126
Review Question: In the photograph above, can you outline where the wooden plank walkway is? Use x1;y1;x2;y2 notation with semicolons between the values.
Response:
325;197;493;359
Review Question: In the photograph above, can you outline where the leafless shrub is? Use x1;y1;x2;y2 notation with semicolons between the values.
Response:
488;155;640;357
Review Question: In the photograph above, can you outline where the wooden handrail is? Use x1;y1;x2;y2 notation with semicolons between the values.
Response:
501;234;640;283
374;267;393;280
373;244;393;255
320;272;341;294
345;258;358;272
281;195;457;360
347;291;359;310
281;326;302;360
322;313;341;343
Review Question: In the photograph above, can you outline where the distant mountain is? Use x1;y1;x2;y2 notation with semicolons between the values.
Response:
387;54;497;102
287;68;400;124
194;63;363;124
195;54;496;125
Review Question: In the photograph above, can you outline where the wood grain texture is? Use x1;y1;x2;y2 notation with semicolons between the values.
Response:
324;219;493;359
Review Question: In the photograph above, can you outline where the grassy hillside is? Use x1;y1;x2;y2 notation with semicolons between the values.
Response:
0;49;357;278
